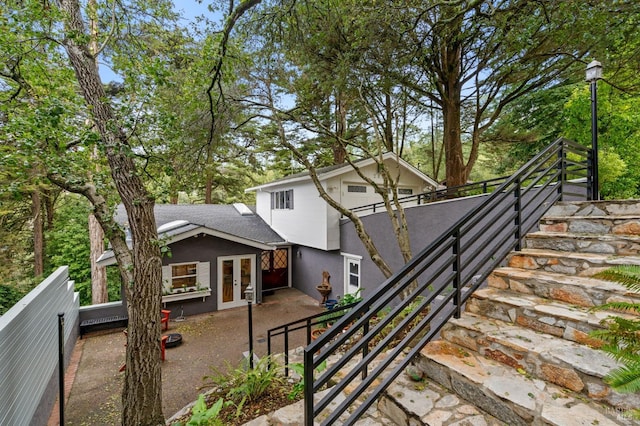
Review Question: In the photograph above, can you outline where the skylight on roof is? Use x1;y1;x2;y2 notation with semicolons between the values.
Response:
157;220;189;233
233;203;254;216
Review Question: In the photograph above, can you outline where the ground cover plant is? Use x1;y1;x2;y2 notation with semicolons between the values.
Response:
591;265;640;420
171;356;300;426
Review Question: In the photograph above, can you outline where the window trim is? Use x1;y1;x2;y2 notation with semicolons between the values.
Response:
341;253;362;296
271;189;294;210
347;185;367;193
162;261;211;303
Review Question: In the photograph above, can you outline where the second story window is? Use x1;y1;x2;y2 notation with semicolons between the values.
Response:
272;189;294;209
347;185;367;193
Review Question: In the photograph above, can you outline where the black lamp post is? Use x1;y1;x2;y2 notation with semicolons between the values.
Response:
586;60;603;201
245;285;254;369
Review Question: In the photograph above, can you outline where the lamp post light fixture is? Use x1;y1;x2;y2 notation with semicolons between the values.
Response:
586;60;603;201
245;285;254;369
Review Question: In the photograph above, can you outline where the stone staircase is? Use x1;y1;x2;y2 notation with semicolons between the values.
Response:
380;200;640;425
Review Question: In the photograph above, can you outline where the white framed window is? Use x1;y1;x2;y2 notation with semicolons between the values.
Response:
161;261;211;302
169;263;198;290
271;189;294;209
341;253;362;295
347;185;367;193
388;187;414;195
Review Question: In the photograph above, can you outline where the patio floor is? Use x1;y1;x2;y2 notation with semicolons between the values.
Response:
55;287;324;425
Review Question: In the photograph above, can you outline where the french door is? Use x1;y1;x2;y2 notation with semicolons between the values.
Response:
218;255;255;309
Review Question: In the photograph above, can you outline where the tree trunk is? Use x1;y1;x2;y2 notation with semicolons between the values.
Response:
87;0;108;305
89;213;108;304
440;37;466;188
205;174;213;203
31;190;44;277
57;1;164;424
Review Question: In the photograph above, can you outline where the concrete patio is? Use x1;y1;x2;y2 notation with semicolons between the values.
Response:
54;288;324;425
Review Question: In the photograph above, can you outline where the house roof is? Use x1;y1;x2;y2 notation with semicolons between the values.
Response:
245;152;441;192
97;203;286;266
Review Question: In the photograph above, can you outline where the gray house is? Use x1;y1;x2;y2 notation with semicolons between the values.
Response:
98;155;443;316
98;204;290;316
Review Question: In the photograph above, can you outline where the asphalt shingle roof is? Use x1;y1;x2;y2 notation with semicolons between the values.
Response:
115;204;285;245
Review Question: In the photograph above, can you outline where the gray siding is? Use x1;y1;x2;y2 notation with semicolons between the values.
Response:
162;235;265;314
0;267;79;426
340;195;488;299
291;245;343;303
337;184;584;301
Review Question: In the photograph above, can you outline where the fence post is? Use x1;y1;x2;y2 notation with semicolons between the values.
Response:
267;330;272;371
362;313;369;380
58;312;65;426
557;141;565;200
284;325;289;377
586;149;594;201
453;230;461;318
303;348;314;426
514;178;522;251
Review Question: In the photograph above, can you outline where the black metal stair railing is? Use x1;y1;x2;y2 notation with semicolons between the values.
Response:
303;138;591;425
350;175;510;215
265;301;359;377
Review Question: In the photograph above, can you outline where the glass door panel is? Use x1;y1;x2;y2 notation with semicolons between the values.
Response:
222;259;234;303
218;255;255;309
240;258;251;301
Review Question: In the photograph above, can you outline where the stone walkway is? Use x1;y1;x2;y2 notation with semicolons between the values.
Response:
229;347;506;426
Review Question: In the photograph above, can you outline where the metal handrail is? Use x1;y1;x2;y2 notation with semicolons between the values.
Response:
350;175;510;215
266;301;359;376
303;138;591;425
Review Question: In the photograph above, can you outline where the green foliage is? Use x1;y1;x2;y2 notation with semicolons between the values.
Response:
372;296;427;345
589;265;640;418
0;284;28;316
44;194;121;305
337;288;363;307
204;356;282;404
318;289;363;327
287;360;327;400
490;82;640;200
171;394;224;426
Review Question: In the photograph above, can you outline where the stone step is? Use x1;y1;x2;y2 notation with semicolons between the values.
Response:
544;200;640;218
416;340;633;425
436;313;640;412
464;287;639;347
525;231;640;256
507;248;640;276
539;216;640;236
488;267;640;309
378;371;505;426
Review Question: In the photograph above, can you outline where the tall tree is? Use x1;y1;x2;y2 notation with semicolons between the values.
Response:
55;0;167;422
1;1;181;423
229;0;432;280
87;0;108;304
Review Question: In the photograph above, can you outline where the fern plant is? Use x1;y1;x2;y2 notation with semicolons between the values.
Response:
204;355;282;403
590;265;640;419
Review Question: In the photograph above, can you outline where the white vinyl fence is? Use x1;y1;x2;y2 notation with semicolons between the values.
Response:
0;266;79;426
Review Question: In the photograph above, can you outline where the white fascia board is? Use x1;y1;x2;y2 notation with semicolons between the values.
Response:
340;252;363;259
169;226;277;251
246;153;440;193
97;225;280;267
379;152;441;189
245;174;327;192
